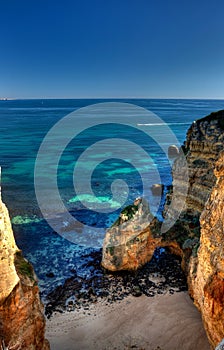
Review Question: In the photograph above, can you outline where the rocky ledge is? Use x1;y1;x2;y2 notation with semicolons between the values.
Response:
0;195;49;349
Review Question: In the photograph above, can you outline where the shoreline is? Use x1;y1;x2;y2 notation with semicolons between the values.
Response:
46;292;210;350
44;248;187;318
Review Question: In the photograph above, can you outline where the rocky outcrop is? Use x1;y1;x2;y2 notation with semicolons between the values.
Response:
162;111;224;268
0;195;49;349
102;110;224;348
166;111;224;347
102;198;183;271
180;110;224;213
188;152;224;348
102;198;158;271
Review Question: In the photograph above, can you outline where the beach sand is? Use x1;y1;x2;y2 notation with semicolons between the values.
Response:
46;292;210;350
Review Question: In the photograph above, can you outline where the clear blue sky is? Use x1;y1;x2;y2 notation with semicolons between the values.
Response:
1;0;224;99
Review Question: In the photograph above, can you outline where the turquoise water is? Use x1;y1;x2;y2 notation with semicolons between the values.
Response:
1;98;224;296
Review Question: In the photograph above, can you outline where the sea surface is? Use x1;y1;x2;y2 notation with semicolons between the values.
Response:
1;98;224;297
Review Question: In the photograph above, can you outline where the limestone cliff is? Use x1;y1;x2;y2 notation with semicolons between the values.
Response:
102;110;224;348
0;195;49;349
188;152;224;348
162;111;224;269
172;110;224;215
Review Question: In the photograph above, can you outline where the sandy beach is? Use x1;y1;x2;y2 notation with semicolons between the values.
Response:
46;292;210;350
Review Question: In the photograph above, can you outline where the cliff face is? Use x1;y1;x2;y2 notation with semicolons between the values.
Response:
0;196;49;349
163;111;224;270
169;111;224;347
102;110;224;348
178;111;224;214
0;200;19;300
188;152;224;348
103;111;224;273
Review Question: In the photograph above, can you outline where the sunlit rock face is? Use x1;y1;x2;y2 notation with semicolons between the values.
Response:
162;111;224;270
0;200;19;300
102;198;160;271
101;197;183;271
182;111;224;213
103;111;224;274
188;151;224;348
0;195;49;349
102;111;224;348
165;111;224;223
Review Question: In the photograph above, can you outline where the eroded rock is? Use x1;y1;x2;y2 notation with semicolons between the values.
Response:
102;198;160;271
188;151;224;348
0;195;49;349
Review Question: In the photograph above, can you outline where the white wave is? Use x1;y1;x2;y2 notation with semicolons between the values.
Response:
137;122;190;126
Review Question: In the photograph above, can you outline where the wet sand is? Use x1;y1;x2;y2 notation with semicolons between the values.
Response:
46;292;210;350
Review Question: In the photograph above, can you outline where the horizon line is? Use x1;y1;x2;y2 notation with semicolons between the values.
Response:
1;97;224;101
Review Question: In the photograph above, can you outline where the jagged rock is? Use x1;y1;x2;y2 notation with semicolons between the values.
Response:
163;110;224;270
188;151;224;348
102;198;160;271
164;111;224;348
164;111;224;221
101;111;224;347
0;196;49;349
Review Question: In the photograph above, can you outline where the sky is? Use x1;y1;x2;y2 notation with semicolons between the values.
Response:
1;0;224;99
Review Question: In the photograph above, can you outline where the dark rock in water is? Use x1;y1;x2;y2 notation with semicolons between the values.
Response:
46;272;55;278
151;184;164;196
168;145;179;158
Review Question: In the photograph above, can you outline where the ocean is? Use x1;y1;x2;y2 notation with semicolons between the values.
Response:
1;98;224;297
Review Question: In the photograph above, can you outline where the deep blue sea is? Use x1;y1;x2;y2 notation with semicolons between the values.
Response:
1;98;224;297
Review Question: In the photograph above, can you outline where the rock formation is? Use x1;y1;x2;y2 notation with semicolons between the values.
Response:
0;194;49;349
188;151;224;348
102;110;224;348
102;198;157;271
102;197;182;271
